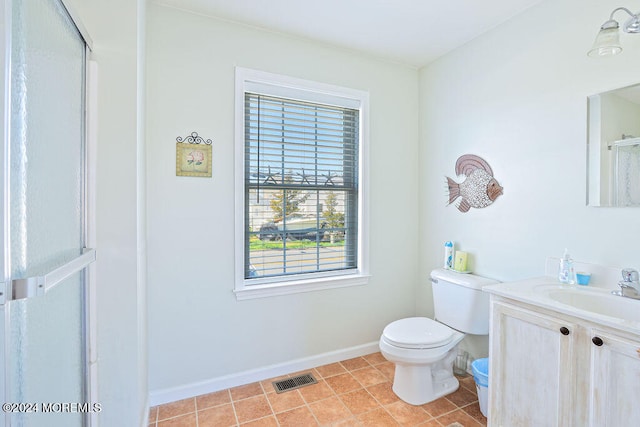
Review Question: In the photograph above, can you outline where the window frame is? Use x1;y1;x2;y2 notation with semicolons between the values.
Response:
234;67;369;300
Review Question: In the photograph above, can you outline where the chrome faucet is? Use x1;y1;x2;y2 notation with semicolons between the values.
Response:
613;268;640;299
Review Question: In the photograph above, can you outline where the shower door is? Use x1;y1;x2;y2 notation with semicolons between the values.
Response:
613;140;640;206
0;0;94;426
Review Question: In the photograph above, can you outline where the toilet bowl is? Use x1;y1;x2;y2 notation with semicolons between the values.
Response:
379;269;498;405
380;317;464;405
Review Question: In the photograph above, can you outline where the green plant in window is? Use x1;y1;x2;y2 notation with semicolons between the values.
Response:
323;191;345;242
269;178;309;221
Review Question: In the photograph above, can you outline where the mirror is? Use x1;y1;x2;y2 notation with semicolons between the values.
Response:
588;83;640;207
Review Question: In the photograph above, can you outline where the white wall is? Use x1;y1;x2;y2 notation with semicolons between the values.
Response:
146;4;420;400
601;93;640;143
66;0;147;425
418;0;640;357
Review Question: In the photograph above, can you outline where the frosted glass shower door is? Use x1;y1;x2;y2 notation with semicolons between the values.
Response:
613;141;640;206
1;0;94;426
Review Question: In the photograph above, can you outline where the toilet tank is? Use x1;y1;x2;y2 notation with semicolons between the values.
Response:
430;268;499;335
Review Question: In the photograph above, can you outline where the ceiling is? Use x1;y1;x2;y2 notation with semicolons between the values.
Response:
155;0;545;68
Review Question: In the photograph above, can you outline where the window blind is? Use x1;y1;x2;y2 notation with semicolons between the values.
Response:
244;92;359;280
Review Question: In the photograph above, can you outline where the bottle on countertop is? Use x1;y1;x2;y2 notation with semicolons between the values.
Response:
444;241;454;270
558;249;576;284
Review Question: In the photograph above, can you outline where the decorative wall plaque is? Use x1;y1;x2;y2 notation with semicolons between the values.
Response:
176;132;213;177
446;154;503;212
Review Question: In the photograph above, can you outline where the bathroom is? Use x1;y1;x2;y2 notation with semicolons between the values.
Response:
145;0;640;422
2;0;640;425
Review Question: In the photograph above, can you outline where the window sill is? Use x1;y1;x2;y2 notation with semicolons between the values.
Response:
234;273;370;301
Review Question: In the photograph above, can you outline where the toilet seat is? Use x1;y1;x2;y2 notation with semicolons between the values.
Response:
382;317;454;349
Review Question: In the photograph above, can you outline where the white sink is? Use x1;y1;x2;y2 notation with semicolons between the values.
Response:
484;277;640;334
547;287;640;323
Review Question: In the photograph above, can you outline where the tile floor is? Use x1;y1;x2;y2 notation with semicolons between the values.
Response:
148;352;487;427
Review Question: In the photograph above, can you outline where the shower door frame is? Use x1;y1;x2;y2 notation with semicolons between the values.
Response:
0;0;97;425
611;138;640;207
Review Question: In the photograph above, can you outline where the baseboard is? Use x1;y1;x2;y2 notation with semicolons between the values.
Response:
149;341;379;407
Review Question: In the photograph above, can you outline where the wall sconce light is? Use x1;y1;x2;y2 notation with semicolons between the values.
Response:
588;7;640;57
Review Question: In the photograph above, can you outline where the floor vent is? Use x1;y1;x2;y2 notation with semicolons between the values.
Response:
272;373;317;393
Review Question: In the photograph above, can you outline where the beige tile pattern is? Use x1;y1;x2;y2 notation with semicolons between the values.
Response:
149;353;487;427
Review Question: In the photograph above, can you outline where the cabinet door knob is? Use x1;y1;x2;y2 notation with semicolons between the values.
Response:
592;336;604;346
560;327;570;335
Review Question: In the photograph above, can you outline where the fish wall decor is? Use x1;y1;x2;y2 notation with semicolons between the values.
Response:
446;154;503;213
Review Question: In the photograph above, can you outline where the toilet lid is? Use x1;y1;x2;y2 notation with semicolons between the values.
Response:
382;317;454;349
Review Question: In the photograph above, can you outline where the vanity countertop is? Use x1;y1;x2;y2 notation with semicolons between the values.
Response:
484;276;640;336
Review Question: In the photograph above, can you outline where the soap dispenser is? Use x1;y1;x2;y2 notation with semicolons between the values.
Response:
558;249;576;284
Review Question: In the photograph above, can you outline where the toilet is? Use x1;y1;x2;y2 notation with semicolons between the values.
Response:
379;268;498;405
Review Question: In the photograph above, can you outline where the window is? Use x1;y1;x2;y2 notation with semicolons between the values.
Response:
235;68;369;299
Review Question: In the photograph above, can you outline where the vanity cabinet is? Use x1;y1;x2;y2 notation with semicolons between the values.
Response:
488;298;640;427
489;301;578;426
587;328;640;426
